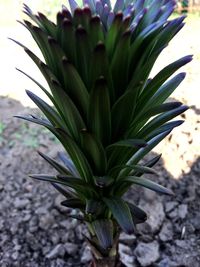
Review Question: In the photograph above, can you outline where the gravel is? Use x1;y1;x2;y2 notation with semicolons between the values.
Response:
134;241;160;267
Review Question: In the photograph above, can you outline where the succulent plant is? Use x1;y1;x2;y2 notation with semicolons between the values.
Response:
12;0;191;266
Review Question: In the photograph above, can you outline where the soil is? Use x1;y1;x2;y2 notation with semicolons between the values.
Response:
0;14;200;267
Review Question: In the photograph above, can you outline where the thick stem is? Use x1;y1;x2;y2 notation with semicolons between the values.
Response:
91;256;124;267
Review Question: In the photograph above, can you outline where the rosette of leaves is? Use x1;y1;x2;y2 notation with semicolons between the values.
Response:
12;0;192;266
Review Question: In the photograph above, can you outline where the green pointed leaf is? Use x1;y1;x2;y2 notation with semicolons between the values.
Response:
146;120;184;140
107;137;147;171
109;164;158;179
92;219;113;250
106;12;123;59
51;183;77;198
23;4;43;28
144;73;186;110
107;139;147;150
14;115;53;129
23;23;53;66
124;176;174;196
89;42;114;103
138;55;193;108
126;130;171;166
58;152;79;177
55;128;93;183
61;19;76;64
111;30;131;98
30;174;84;188
144;154;162;168
88;77;111;145
103;197;135;234
61;58;89;120
75;25;90;84
138;102;183;122
89;15;104;48
38;151;72;175
37;12;57;38
111;89;142;139
80;130;107;175
47;37;66;78
50;79;85;141
25;90;63;128
61;198;85;209
126;202;147;224
138;105;188;138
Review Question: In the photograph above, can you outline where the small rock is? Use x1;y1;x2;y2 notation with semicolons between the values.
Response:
135;241;160;267
14;197;30;209
159;221;173;242
137;201;165;234
178;204;188;219
165;201;178;213
22;213;31;222
51;233;60;245
156;258;177;267
143;189;157;202
121;254;136;267
64;242;78;255
29;226;38;233
0;220;4;230
76;224;89;241
119;244;135;267
11;251;19;260
14;244;21;251
168;208;178;220
190;215;200;230
175;239;187;248
46;244;65;259
119;232;136;245
39;214;54;230
81;245;92;264
35;206;48;215
54;194;66;213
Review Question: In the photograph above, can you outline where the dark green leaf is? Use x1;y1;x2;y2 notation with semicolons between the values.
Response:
61;198;85;209
80;130;107;175
138;55;193;108
103;197;135;234
88;77;111;145
25;90;63;128
124;176;174;195
92;219;113;250
138;105;188;138
38;151;72;175
107;139;147;150
61;58;89;120
127;202;147;224
51;183;77;198
58;152;79;177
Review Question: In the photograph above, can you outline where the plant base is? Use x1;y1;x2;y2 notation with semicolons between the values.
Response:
90;257;126;267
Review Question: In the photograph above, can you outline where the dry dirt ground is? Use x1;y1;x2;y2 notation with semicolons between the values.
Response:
0;14;200;267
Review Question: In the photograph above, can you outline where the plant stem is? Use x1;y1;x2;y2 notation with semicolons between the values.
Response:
91;256;124;267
